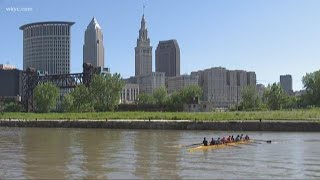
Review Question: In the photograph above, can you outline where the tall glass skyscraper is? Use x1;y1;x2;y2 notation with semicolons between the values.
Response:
83;17;105;68
280;74;293;94
20;21;74;75
155;39;180;77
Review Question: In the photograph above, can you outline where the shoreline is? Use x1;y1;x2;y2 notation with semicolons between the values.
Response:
1;119;320;131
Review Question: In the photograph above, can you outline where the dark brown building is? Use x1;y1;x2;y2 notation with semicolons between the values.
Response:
0;69;23;99
155;40;180;77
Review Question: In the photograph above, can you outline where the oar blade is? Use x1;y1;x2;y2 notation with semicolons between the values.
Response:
184;143;203;148
254;139;272;144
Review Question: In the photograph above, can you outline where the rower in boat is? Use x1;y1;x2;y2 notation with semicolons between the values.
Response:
231;135;234;141
210;138;216;145
227;136;231;143
244;134;250;140
203;137;208;146
240;134;244;140
235;135;240;142
216;138;221;144
221;137;226;144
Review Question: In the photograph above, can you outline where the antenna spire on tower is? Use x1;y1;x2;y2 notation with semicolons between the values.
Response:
143;3;145;15
143;0;148;15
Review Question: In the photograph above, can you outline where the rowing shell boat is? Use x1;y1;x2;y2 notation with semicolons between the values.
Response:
188;140;251;152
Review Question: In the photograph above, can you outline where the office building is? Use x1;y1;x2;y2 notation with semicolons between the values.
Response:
256;84;266;98
191;67;256;108
280;74;293;94
294;90;306;97
0;68;23;100
166;74;198;94
155;40;180;77
247;72;256;86
20;21;74;75
123;76;138;84
135;15;152;76
137;72;165;94
83;17;105;68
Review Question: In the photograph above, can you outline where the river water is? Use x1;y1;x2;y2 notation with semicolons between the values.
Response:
0;127;319;179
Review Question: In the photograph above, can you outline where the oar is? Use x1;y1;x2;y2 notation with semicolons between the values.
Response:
254;139;272;144
184;143;203;147
250;141;262;144
225;144;242;148
242;143;257;146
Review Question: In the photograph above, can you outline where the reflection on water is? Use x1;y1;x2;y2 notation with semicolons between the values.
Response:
133;130;180;179
0;127;320;179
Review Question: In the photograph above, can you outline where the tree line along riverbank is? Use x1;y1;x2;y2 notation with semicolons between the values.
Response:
2;70;320;114
1;108;320;121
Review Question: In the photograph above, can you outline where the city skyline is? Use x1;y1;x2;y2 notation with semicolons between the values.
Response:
1;0;320;90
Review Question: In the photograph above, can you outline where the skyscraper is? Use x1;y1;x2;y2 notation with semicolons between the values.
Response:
83;17;105;68
20;21;74;75
155;39;180;77
280;74;293;94
135;14;152;76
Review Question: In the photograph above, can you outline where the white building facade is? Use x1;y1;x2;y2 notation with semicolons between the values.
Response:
120;83;139;104
192;67;256;108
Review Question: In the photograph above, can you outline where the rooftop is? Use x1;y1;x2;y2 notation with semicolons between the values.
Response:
19;21;75;30
88;17;101;29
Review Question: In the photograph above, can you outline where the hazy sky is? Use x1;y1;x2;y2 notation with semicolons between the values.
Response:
1;0;320;90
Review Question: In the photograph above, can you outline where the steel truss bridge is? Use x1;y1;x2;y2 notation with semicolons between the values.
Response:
22;63;99;112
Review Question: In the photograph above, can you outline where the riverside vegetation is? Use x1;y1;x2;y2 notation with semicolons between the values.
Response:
1;70;320;121
1;108;320;121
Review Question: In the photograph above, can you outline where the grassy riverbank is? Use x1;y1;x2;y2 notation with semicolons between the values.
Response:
1;108;320;121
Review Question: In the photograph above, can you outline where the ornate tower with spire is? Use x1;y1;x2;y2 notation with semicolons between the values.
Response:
83;17;105;68
135;14;152;76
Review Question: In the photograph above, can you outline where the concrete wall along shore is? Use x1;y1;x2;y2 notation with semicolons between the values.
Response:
0;120;320;132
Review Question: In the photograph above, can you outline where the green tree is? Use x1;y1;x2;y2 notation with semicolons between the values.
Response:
135;85;202;111
61;93;74;112
302;70;320;107
3;101;22;112
166;85;202;111
152;86;168;106
263;83;288;110
179;85;202;103
239;85;261;110
283;95;299;109
89;74;124;111
71;84;93;112
166;91;183;111
136;93;155;105
33;82;59;113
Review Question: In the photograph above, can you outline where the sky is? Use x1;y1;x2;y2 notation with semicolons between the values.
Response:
1;0;320;91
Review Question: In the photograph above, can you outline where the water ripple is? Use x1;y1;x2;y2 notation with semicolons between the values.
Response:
0;128;320;179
